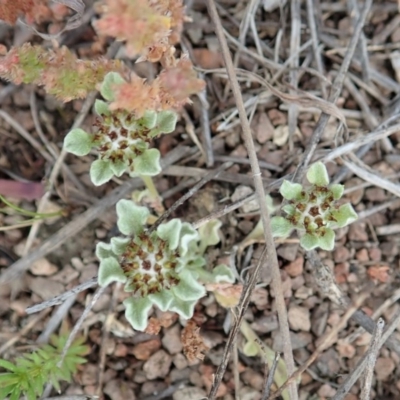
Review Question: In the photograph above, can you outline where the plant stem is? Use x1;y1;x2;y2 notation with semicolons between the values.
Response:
140;175;165;214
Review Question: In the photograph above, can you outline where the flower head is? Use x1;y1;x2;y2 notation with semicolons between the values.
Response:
96;200;234;331
271;162;358;251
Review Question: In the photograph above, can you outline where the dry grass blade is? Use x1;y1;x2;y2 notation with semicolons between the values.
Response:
206;1;297;398
288;0;301;151
342;156;400;198
293;0;373;181
261;352;281;400
360;318;385;400
323;123;400;162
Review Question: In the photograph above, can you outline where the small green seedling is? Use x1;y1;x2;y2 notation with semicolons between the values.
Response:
96;199;234;331
271;162;358;251
64;72;178;186
0;334;88;400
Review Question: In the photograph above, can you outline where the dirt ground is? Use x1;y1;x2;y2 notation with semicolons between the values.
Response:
1;0;400;399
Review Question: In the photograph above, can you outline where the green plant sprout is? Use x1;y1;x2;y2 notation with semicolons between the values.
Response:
96;199;234;331
271;162;358;251
0;334;88;400
64;72;178;187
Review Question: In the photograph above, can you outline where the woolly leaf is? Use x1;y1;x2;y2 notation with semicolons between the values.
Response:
94;99;110;116
198;219;222;254
98;257;127;287
179;222;199;257
110;160;127;177
90;159;114;186
139;110;157;129
300;234;319;250
172;269;206;301
271;216;293;238
148;290;174;312
133;148;161;176
280;180;303;200
330;184;344;200
124;297;153;331
110;237;130;255
157;219;182;250
101;72;126;101
169;297;197;319
306;162;329;186
64;128;93;156
331;204;358;228
151;110;178;136
317;228;335;251
116;199;149;236
211;264;235;283
95;241;114;260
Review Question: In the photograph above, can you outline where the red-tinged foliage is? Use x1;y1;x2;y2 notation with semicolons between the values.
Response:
0;43;127;102
94;0;185;62
158;58;206;108
110;58;205;116
0;0;54;25
109;74;160;116
181;320;209;362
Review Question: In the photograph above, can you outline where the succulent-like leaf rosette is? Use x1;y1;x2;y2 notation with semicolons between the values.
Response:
64;72;178;186
271;162;358;251
96;200;234;331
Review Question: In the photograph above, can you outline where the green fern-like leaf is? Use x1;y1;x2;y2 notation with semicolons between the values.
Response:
0;333;88;399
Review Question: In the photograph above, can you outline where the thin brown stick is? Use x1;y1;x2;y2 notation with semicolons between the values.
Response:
262;352;281;400
331;309;400;400
288;0;301;152
360;318;385;400
206;1;297;398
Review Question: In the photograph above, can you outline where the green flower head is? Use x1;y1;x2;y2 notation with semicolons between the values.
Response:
63;73;178;186
96;200;234;331
271;162;358;251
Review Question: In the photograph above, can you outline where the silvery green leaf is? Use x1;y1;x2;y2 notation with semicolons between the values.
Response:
98;257;126;287
330;184;344;200
110;237;130;255
282;204;296;215
317;228;335;251
124;297;152;331
211;264;235;283
150;110;178;136
270;216;293;238
132;149;161;176
198;219;222;253
148;290;174;312
280;180;303;200
64;128;93;156
306;162;330;186
139;110;157;129
299;234;319;250
90;159;114;186
331;203;358;228
116;199;149;236
95;241;114;260
100;72;126;101
172;269;206;301
94;99;110;116
157;219;182;250
169;297;198;319
179;222;199;257
110;160;127;177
